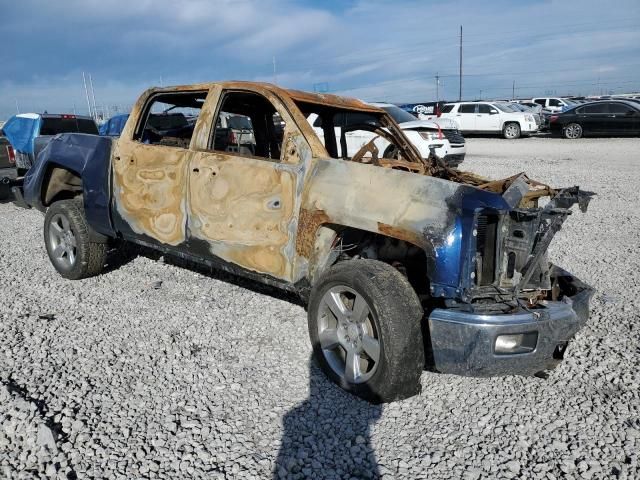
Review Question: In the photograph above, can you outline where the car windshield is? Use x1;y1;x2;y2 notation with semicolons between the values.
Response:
381;105;419;124
495;103;517;112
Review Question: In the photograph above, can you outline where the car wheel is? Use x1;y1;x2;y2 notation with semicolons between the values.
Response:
308;260;425;403
564;123;583;139
44;198;108;280
502;122;521;139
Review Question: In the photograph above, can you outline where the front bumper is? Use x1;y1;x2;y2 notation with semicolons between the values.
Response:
427;266;593;376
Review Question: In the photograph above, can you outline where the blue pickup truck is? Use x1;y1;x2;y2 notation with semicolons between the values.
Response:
2;113;98;175
12;82;594;403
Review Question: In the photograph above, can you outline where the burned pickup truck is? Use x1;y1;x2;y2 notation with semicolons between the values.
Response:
14;82;594;403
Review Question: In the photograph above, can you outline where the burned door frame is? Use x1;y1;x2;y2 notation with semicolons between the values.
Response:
111;87;211;248
186;86;312;282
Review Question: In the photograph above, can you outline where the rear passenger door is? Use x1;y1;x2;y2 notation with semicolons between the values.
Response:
579;103;609;133
455;104;477;131
112;89;207;246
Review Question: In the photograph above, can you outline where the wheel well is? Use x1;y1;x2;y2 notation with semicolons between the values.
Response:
42;166;83;206
318;226;431;299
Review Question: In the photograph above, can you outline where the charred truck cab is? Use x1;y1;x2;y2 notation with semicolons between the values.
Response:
17;82;594;403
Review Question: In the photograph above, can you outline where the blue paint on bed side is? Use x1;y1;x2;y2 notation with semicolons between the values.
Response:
23;133;116;238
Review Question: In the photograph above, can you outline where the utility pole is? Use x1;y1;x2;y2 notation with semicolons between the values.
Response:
458;25;463;101
479;89;482;100
512;80;515;100
272;56;278;85
82;72;92;118
15;99;20;113
435;73;440;102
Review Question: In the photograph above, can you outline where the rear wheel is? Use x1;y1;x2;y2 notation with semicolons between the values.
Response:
564;123;583;139
502;122;521;139
308;260;425;403
44;198;108;279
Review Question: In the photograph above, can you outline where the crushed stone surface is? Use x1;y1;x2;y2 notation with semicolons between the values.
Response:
1;136;639;479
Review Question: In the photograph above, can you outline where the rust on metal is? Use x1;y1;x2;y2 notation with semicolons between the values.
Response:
296;208;331;258
377;222;425;249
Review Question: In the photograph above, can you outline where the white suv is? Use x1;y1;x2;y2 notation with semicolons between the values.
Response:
307;103;466;167
531;97;577;113
440;102;538;139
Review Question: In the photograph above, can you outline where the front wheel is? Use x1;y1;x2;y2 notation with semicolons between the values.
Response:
564;123;583;139
44;198;108;280
502;122;521;139
308;260;425;403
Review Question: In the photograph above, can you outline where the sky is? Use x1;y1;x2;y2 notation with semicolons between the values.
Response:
1;0;639;120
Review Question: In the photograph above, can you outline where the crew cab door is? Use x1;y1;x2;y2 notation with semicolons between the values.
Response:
187;88;306;282
112;88;208;246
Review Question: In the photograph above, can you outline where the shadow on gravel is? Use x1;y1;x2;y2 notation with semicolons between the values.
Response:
274;357;382;479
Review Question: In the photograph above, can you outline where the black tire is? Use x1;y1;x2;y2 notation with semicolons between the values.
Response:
502;122;521;139
44;198;108;280
383;144;398;159
564;122;583;139
308;260;424;403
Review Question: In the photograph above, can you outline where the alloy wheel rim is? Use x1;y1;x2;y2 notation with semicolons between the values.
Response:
567;124;581;138
506;125;518;138
48;213;77;269
317;285;380;384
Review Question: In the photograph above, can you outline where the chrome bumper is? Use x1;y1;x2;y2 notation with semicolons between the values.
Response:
427;266;593;376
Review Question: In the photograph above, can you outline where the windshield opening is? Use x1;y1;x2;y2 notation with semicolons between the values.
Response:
295;100;421;169
380;105;418;124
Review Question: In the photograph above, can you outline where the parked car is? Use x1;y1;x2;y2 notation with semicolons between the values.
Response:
508;102;542;128
531;97;577;113
549;100;640;139
13;81;593;403
440;101;538;139
308;102;466;167
2;113;98;174
213;112;257;156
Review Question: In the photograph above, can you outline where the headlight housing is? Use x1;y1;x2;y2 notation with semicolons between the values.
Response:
525;114;534;122
419;130;444;141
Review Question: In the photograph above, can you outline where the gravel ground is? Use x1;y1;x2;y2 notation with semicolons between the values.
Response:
1;136;639;479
